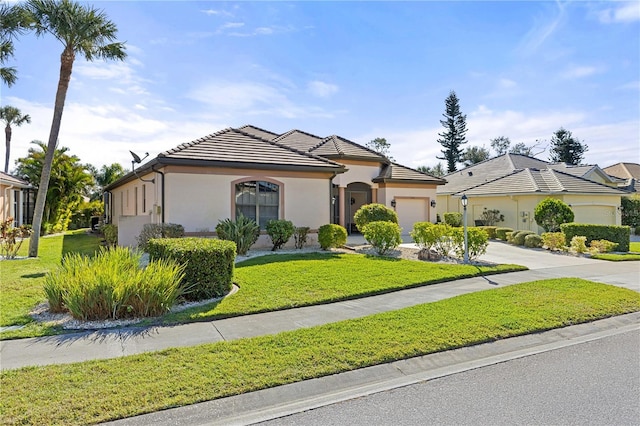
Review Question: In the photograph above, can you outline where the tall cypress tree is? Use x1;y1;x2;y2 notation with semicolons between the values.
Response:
436;91;467;172
549;127;588;165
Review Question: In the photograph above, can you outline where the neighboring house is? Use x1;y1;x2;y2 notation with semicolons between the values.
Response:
0;171;35;227
436;154;628;232
104;126;445;247
603;162;640;193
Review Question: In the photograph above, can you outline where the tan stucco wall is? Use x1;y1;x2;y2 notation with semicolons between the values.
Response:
437;193;622;232
378;184;439;230
333;161;380;188
0;183;25;225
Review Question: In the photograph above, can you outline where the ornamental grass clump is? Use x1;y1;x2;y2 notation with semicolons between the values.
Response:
43;247;185;321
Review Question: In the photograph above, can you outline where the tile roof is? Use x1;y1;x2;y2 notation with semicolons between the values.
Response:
273;129;324;152
373;162;446;184
453;168;629;197
310;135;387;161
603;162;640;180
158;128;345;171
0;172;31;188
237;125;279;141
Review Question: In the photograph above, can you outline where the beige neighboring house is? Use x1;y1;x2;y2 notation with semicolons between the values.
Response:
104;126;445;247
0;172;35;227
603;162;640;193
436;154;628;232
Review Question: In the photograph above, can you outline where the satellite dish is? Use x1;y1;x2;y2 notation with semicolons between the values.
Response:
130;150;142;163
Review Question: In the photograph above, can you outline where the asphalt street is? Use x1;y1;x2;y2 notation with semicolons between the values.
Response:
259;328;640;426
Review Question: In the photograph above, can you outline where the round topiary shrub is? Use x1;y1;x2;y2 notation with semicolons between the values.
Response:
495;227;513;240
266;219;295;251
524;234;543;248
514;230;535;246
354;203;398;232
361;221;402;255
534;198;574;232
318;224;347;250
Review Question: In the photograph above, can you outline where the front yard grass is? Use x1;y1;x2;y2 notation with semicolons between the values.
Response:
1;278;638;425
158;253;525;324
591;241;640;261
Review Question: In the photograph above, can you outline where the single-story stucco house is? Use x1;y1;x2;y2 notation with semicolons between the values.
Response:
104;125;446;247
603;162;640;193
436;153;629;232
0;171;34;227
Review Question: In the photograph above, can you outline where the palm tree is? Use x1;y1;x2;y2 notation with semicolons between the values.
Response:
0;106;31;173
0;3;29;87
23;0;126;257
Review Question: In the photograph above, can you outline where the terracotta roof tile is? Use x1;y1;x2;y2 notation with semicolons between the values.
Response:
373;163;446;184
237;124;279;141
311;135;386;161
273;129;324;152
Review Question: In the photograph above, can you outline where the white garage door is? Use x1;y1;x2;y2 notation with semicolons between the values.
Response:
396;199;429;235
572;206;616;225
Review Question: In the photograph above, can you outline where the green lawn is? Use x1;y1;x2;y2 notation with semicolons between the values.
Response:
159;253;525;324
591;241;640;261
1;278;638;425
0;231;103;338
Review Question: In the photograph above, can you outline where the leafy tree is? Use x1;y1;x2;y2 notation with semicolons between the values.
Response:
509;140;546;157
534;198;574;232
417;163;445;177
0;3;30;86
461;145;490;167
549;127;588;165
24;0;126;257
0;106;31;173
365;137;393;160
15;141;94;233
88;162;126;200
436;90;467;173
621;195;640;228
490;136;511;155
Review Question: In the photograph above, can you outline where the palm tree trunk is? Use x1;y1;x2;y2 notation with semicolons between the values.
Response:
28;47;74;257
4;123;11;173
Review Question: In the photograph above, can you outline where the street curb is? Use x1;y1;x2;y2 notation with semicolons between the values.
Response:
103;311;640;426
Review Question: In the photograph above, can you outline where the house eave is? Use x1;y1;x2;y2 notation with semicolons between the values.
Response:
372;177;446;185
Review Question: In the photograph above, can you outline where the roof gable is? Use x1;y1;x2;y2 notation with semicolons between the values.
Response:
373;163;446;184
604;162;640;180
237;124;279;141
310;135;387;162
273;129;324;152
159;128;345;170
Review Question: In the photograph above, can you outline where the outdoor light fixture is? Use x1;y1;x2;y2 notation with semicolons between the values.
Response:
129;151;154;183
391;199;397;208
461;194;469;264
430;200;436;208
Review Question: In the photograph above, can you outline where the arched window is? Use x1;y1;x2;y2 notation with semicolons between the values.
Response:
235;180;280;228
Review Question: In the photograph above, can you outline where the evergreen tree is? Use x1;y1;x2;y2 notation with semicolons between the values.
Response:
417;163;445;177
436;91;467;172
549;128;588;165
365;137;393;160
461;145;490;167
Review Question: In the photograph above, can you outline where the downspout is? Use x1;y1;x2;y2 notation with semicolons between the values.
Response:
329;172;337;225
103;190;112;224
152;166;165;224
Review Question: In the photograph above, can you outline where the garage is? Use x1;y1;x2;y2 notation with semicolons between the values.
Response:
395;198;429;235
572;205;617;225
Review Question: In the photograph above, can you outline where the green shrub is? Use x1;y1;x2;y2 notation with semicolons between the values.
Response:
294;226;310;249
570;236;588;254
443;212;463;227
477;226;497;239
354;203;398;232
479;209;504;226
266;219;295;251
541;232;566;251
560;223;630;252
505;231;514;243
411;222;436;250
362;221;402;255
534;198;574;232
318;224;347;250
514;230;535;246
495;227;513;240
43;247;185;320
621;195;640;228
0;218;32;259
147;238;236;300
102;224;118;247
589;239;618;254
136;223;185;252
524;234;543;248
216;214;260;255
451;227;489;260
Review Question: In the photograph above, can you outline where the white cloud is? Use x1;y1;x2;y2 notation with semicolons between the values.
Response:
307;81;339;98
201;9;233;17
498;78;517;89
518;2;566;54
598;2;640;24
560;65;600;79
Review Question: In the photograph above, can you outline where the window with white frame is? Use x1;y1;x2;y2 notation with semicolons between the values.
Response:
235;180;279;228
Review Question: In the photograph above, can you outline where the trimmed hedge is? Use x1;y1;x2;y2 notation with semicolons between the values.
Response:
147;238;236;300
477;226;497;239
560;223;630;252
514;230;535;246
524;234;543;248
361;221;402;255
354;204;398;232
496;227;513;240
443;212;463;227
318;224;347;250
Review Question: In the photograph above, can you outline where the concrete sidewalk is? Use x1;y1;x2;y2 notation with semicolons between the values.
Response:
1;249;638;370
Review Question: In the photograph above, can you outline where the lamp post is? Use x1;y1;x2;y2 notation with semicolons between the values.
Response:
461;194;469;264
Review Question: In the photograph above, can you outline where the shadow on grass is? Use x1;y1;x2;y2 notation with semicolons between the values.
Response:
61;231;102;258
236;251;344;268
21;272;46;279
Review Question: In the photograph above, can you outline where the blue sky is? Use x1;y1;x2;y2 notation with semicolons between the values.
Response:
3;1;639;172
